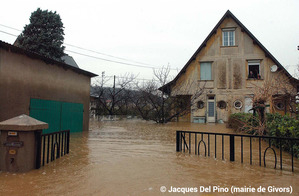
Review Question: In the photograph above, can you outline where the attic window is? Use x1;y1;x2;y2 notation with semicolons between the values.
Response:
222;28;235;46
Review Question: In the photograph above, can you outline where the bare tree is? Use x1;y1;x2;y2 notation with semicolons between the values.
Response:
91;72;109;116
132;66;205;123
92;73;136;116
130;80;157;120
91;66;205;123
236;72;298;135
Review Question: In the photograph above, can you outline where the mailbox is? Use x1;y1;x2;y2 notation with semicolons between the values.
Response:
0;114;48;172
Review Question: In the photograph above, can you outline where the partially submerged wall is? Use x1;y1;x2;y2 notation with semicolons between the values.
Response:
0;48;91;131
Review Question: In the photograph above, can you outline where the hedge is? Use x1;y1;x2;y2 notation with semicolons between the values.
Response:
228;112;299;158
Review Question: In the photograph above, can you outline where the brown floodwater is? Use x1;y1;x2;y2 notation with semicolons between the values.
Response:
0;119;298;195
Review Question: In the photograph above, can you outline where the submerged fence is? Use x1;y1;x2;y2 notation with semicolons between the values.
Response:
176;131;299;172
36;130;70;169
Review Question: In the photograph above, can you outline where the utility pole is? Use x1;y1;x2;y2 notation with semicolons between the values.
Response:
101;71;105;87
112;75;116;115
113;75;116;93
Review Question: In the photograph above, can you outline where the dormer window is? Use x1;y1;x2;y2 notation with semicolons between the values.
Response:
222;28;235;46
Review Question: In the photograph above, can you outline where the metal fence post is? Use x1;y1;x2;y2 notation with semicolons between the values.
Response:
35;130;42;169
230;135;235;161
176;131;182;152
66;130;70;154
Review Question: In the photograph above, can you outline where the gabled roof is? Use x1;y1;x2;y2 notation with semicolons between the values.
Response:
161;10;298;93
0;40;97;77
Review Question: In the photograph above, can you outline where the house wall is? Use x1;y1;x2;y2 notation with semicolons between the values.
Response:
171;17;297;122
0;48;91;131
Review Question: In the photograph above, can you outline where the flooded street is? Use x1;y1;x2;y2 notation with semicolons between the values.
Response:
0;120;298;195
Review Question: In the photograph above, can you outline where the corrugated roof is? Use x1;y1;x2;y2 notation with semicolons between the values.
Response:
161;10;299;92
0;40;98;77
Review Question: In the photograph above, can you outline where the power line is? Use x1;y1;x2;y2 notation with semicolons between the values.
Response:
0;26;177;71
65;49;161;70
64;43;157;67
66;48;178;70
0;30;18;37
0;24;21;32
94;75;160;82
0;23;180;71
0;27;161;70
0;28;163;82
0;23;155;67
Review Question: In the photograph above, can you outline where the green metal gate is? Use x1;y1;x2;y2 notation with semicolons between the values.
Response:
29;98;83;134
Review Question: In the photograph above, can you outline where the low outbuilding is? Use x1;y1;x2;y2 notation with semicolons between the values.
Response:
0;40;97;133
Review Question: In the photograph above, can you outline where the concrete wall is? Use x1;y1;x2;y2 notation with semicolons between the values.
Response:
171;17;297;122
0;130;38;172
0;48;91;131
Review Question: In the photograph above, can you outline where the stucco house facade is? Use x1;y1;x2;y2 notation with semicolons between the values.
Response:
0;40;97;132
162;10;299;123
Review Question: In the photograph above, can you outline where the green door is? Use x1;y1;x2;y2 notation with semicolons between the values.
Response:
30;98;83;134
61;102;83;133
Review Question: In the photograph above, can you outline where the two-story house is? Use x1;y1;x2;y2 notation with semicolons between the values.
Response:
161;10;299;123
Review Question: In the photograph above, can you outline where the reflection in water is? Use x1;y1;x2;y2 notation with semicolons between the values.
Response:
0;120;298;195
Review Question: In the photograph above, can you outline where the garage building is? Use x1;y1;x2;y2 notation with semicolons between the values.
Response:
0;40;97;133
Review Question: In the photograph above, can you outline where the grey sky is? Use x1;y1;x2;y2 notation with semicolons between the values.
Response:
1;0;299;82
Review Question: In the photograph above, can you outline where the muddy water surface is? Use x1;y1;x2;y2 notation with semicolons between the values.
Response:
0;120;298;195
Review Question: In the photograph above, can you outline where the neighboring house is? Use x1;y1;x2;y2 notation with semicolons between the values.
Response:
161;10;299;123
89;95;98;118
0;40;98;133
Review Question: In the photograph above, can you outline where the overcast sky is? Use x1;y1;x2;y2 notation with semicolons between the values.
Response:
1;0;299;84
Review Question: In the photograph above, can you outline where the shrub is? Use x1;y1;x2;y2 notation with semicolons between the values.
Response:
228;112;299;158
227;113;258;134
267;113;299;158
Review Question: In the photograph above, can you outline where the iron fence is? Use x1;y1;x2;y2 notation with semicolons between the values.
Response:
36;130;70;169
176;131;299;172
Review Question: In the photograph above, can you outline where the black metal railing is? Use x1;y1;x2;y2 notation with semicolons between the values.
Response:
176;131;299;172
35;130;70;169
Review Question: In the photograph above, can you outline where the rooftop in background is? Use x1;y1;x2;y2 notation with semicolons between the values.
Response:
61;54;79;68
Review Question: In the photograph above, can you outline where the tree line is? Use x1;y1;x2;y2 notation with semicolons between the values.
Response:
91;67;204;123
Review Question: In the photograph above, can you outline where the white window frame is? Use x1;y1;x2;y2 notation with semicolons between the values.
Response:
222;28;235;46
234;100;243;109
248;60;261;79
